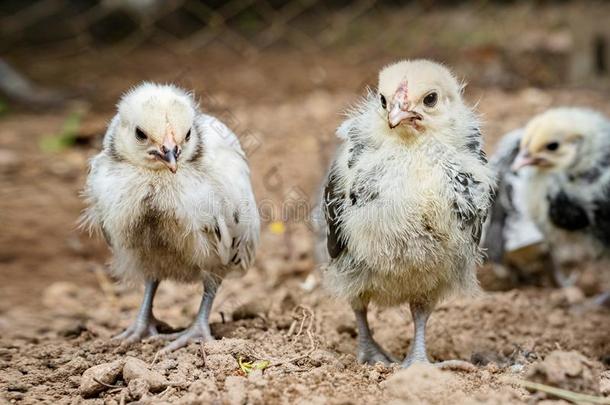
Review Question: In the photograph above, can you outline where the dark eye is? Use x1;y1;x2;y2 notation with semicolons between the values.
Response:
135;127;147;142
423;92;438;107
185;129;191;142
546;142;560;151
380;94;387;109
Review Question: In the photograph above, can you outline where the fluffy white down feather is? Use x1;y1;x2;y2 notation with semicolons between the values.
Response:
322;61;495;308
82;83;259;283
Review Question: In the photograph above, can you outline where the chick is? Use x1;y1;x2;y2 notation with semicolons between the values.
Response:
482;129;549;284
322;60;494;367
82;83;259;352
506;107;610;295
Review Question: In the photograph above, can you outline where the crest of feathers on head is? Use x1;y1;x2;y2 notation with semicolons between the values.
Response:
117;83;198;138
378;59;465;102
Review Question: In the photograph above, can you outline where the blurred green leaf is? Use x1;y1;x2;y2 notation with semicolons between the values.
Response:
238;356;270;375
40;111;82;153
0;98;8;116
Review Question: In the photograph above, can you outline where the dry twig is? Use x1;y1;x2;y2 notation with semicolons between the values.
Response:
200;341;207;368
286;320;298;336
149;350;161;367
92;377;123;389
269;305;317;367
512;379;610;405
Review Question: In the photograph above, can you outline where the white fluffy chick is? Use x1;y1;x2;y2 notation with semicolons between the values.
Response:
82;83;259;352
322;60;494;367
506;107;610;295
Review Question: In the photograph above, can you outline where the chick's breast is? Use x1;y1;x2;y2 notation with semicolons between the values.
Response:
326;141;485;306
343;156;455;263
87;156;222;282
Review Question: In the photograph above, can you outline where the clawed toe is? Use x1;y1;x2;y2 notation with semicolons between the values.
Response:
552;269;578;288
402;357;475;371
113;323;158;343
401;354;429;368
358;352;395;366
113;317;173;344
357;344;397;366
156;326;215;353
434;359;476;372
571;292;610;313
148;330;184;341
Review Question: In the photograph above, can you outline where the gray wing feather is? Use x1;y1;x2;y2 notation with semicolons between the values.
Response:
482;129;545;261
323;165;348;259
481;130;522;262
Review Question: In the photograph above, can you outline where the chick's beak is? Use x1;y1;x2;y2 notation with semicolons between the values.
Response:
160;132;180;173
388;85;422;129
511;151;540;171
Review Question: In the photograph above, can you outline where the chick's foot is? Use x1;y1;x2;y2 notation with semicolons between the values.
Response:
353;306;397;366
401;304;474;371
155;324;215;353
113;279;167;344
552;267;578;288
152;276;220;353
402;356;476;372
402;352;429;368
434;360;477;372
357;341;396;366
113;316;172;343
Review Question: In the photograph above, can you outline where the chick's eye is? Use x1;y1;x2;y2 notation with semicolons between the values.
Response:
185;129;191;142
423;92;438;108
135;127;147;141
380;94;387;109
546;142;560;151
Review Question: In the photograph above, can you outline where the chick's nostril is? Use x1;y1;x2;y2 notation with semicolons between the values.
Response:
161;145;169;154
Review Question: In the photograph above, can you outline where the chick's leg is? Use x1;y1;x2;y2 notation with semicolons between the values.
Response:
114;279;168;343
402;303;475;371
573;291;610;312
158;275;219;353
354;305;396;365
402;303;431;367
594;292;610;307
549;255;578;288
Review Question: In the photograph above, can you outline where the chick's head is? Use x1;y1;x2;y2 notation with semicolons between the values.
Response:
513;108;607;173
114;83;199;173
377;60;465;137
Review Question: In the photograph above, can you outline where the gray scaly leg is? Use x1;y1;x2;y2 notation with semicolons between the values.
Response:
402;303;431;367
158;275;220;353
114;279;168;343
353;304;396;365
549;255;578;288
573;291;610;313
402;303;475;371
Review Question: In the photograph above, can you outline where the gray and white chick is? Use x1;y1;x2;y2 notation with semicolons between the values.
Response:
482;129;548;284
82;83;260;352
321;60;494;367
487;108;610;296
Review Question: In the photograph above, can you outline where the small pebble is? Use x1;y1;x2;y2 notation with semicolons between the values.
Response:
127;378;150;401
79;360;124;398
509;364;524;373
123;356;168;393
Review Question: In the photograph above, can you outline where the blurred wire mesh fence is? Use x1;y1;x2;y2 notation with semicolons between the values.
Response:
0;0;388;57
0;0;608;91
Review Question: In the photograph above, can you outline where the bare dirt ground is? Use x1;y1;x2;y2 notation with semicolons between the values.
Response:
2;4;610;403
